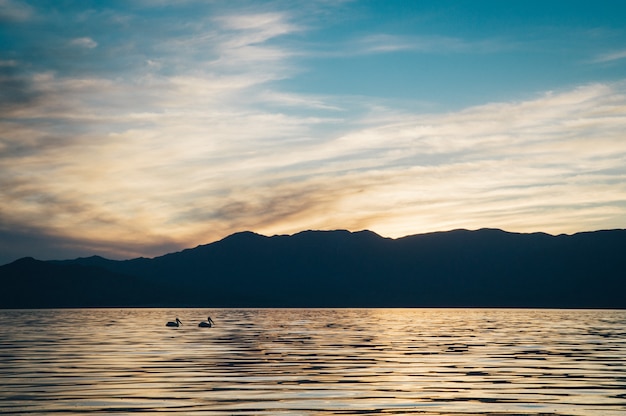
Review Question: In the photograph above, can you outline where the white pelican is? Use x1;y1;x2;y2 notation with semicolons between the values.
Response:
166;318;182;327
198;316;214;328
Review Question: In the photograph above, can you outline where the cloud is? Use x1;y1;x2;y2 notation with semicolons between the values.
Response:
0;7;324;262
335;33;509;57
70;37;98;49
0;62;43;114
2;76;626;264
0;224;183;265
217;12;298;38
1;2;625;264
210;81;626;238
594;49;626;63
0;0;33;22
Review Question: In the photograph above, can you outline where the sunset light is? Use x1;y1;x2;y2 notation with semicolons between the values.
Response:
1;1;625;264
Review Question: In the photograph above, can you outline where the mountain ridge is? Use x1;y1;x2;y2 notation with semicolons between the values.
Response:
1;228;625;308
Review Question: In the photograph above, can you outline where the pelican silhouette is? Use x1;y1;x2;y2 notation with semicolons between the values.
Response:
166;318;182;327
198;316;214;328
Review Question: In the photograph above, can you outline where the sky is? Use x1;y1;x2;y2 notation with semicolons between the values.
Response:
1;0;626;264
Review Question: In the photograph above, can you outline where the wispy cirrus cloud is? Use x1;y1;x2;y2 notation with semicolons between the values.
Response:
299;33;521;57
593;48;626;63
2;69;626;262
0;7;327;261
1;1;625;265
334;33;511;57
199;81;626;239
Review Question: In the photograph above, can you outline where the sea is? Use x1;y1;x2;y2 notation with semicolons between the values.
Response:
0;308;624;415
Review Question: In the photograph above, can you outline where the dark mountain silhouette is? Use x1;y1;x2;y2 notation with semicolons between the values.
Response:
1;228;625;308
0;257;167;308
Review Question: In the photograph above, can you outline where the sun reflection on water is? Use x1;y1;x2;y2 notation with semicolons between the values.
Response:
0;308;625;415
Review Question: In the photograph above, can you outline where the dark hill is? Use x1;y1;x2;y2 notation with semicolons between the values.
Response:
1;228;625;308
0;257;166;308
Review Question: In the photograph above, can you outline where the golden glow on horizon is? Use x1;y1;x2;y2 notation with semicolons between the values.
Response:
1;6;625;262
3;81;626;260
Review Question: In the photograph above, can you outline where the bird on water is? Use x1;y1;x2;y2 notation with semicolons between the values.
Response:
166;317;182;327
198;316;214;328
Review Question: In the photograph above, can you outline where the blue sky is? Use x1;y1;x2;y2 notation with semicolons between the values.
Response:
1;0;626;264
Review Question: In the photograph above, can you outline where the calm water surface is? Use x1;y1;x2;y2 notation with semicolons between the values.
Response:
0;308;625;415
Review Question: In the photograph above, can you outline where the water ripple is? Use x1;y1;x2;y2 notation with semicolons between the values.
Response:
0;308;625;415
